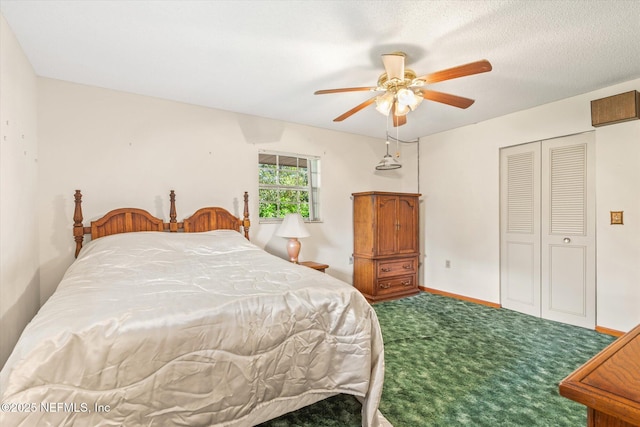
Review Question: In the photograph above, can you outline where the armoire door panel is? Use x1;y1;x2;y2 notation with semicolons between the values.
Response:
376;196;398;255
397;196;419;254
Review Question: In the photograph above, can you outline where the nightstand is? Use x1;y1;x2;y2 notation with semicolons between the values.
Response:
299;261;329;273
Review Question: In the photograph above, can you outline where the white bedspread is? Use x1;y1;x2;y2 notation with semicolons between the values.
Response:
0;230;386;426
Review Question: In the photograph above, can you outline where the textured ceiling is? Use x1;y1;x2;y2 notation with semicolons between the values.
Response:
2;0;640;140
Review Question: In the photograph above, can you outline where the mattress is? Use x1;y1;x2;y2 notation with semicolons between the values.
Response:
0;230;386;426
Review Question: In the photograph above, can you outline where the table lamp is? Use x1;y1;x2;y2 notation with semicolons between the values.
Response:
276;213;310;263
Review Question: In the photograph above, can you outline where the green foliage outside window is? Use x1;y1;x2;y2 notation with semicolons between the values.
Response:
258;153;317;220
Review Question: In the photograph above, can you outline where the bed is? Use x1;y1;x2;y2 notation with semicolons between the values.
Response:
0;191;387;426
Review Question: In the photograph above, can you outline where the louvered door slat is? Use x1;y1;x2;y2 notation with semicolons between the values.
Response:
507;151;535;234
550;144;586;235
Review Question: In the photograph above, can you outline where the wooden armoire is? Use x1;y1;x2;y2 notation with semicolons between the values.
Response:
352;191;421;302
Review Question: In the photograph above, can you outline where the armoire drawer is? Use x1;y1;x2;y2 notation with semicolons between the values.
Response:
376;257;416;278
376;274;416;296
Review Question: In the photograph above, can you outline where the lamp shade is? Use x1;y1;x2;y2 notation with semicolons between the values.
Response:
396;88;415;106
376;153;402;170
276;213;310;238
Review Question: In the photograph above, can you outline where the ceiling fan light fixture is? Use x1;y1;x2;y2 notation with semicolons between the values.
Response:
314;56;492;125
394;101;410;116
396;88;423;111
409;89;423;110
396;88;415;106
375;91;394;116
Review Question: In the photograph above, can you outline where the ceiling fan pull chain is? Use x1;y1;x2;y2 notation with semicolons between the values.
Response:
395;121;400;159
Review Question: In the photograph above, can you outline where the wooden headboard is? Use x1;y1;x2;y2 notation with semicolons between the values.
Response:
73;190;250;257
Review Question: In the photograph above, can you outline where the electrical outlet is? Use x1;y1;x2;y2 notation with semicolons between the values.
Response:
445;260;451;268
349;256;354;264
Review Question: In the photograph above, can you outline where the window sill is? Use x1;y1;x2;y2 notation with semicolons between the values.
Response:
259;218;322;224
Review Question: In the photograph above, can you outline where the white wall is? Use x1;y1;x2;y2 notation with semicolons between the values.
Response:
594;121;640;331
37;78;419;303
421;78;640;333
0;15;40;368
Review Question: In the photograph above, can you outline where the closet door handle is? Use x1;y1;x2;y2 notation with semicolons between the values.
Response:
563;237;571;243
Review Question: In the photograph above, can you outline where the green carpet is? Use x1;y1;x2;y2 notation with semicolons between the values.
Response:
259;292;615;426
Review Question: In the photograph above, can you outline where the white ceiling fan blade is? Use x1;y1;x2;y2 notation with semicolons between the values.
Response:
381;52;405;81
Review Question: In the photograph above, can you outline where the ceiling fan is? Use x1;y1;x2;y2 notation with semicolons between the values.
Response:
314;52;492;127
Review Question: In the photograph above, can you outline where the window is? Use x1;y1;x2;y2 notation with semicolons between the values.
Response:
258;151;320;221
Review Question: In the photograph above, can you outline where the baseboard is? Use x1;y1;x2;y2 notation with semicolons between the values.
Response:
420;287;626;337
595;326;625;337
419;286;501;309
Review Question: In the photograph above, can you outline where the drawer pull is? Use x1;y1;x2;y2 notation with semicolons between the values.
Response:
380;283;391;289
402;264;412;269
381;267;392;272
402;281;412;286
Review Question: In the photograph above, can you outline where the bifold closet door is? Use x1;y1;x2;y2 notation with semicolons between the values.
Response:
540;133;595;329
500;133;595;329
500;142;542;317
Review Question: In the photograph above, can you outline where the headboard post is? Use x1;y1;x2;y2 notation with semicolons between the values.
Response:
169;190;178;232
73;190;84;257
242;191;251;240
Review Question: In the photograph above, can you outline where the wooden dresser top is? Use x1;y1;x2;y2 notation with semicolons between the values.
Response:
559;324;640;425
